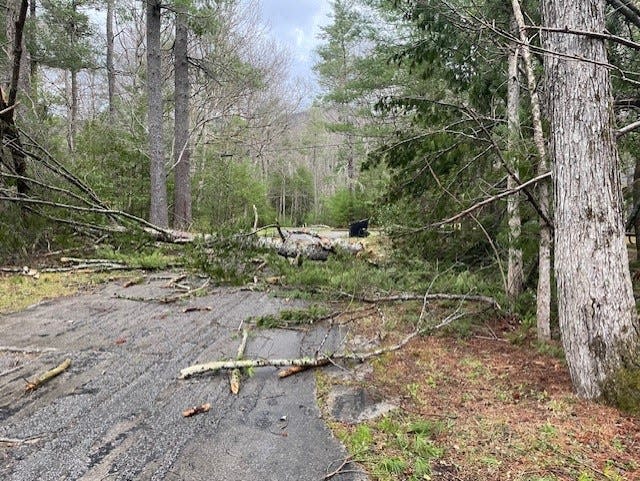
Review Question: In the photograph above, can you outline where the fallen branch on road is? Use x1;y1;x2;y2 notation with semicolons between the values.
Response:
0;435;43;446
24;358;71;392
179;316;453;380
229;329;249;394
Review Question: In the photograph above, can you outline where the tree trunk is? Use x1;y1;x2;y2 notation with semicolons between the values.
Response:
146;0;169;227
29;0;37;92
0;0;28;195
542;0;640;400
634;158;640;257
173;10;192;230
106;0;116;120
68;70;77;152
506;40;524;303
511;0;552;341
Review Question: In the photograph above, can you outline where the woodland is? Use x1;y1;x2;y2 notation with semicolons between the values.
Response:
1;0;640;478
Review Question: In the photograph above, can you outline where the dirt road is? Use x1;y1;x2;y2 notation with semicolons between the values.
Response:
0;274;363;480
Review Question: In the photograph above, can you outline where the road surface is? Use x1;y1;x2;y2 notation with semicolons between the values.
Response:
0;274;364;481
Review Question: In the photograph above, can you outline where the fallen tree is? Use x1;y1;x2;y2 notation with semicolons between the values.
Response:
179;309;465;380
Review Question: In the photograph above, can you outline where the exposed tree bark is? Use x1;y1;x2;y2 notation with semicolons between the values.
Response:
229;329;249;394
173;9;192;229
147;0;169;227
542;0;640;399
106;0;116;119
29;0;37;92
506;39;524;303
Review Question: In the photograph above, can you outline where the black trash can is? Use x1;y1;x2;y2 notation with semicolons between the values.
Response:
349;218;369;237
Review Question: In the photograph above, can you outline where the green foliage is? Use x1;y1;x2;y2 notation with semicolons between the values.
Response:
183;235;267;286
74;117;150;218
602;365;640;415
28;0;97;72
95;246;177;270
0;205;72;263
193;151;274;231
337;412;446;481
322;187;370;226
268;166;314;226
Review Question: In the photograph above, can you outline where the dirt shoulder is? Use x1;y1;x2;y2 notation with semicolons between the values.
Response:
320;308;640;481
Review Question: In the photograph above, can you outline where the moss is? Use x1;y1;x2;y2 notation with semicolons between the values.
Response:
602;366;640;415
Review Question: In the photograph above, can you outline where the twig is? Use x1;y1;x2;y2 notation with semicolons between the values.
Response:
24;358;71;392
0;435;43;445
428;171;551;229
323;455;353;481
0;345;58;354
252;204;259;231
182;403;211;417
338;292;501;310
275;222;287;242
114;278;210;303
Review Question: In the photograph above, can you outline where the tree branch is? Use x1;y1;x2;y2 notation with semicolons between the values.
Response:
423;171;551;230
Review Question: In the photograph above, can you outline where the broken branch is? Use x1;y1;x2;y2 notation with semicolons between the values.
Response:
229;329;249;394
339;292;501;310
25;358;71;392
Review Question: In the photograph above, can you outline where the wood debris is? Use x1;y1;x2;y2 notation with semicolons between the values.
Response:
25;358;71;392
229;329;249;394
182;403;211;417
277;365;309;378
183;306;212;313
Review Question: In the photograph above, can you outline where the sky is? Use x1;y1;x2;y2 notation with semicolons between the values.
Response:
255;0;332;87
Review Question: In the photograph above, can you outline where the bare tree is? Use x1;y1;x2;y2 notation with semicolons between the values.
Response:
542;0;640;399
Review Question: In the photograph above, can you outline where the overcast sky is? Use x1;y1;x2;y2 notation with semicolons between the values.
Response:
255;1;332;86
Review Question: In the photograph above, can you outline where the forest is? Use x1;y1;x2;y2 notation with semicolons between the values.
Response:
1;0;640;479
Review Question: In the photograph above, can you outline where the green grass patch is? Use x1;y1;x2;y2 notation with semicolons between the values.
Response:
332;411;447;481
0;271;124;314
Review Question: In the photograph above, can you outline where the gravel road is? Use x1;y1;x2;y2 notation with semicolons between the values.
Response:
0;274;364;481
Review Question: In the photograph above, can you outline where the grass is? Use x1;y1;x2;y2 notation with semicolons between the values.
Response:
329;411;446;481
0;271;124;314
322;322;640;481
